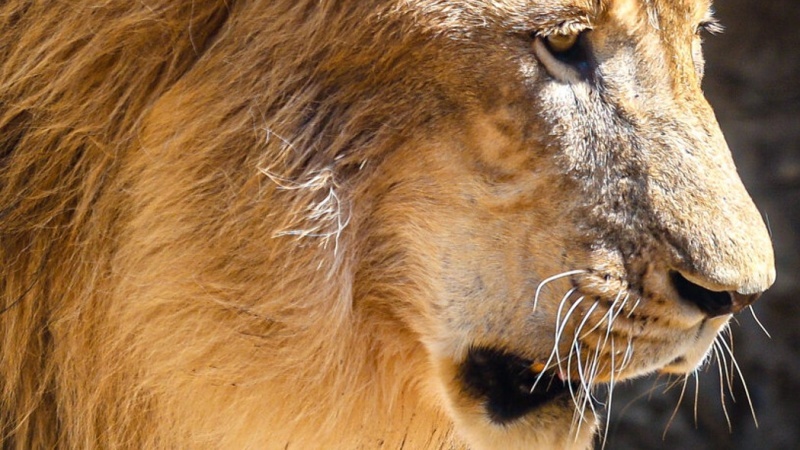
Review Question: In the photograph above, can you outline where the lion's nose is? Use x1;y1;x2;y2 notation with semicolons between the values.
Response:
670;271;762;317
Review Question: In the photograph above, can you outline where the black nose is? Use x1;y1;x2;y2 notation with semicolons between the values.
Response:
670;271;761;317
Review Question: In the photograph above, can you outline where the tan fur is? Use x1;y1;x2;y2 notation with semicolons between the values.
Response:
0;1;774;449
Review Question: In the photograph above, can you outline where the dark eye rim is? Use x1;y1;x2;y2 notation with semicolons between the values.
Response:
543;33;579;54
531;30;595;83
545;31;590;66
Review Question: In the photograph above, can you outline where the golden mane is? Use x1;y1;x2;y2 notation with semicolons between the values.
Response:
1;1;452;447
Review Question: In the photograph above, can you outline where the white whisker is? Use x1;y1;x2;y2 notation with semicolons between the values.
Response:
566;328;582;410
532;288;578;392
626;297;642;318
693;370;700;426
765;212;773;238
608;292;629;329
554;296;585;376
661;376;685;393
725;328;736;392
749;306;772;339
578;356;599;425
718;335;759;428
568;338;593;437
663;375;689;440
587;334;604;402
600;337;617;450
619;334;634;372
572;300;601;394
714;336;735;401
533;270;586;311
712;341;733;432
567;324;599;434
580;290;625;340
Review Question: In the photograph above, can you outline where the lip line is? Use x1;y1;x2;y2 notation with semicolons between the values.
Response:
659;315;732;374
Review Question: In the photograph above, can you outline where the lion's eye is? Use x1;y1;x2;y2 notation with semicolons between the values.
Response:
532;30;592;83
544;33;579;54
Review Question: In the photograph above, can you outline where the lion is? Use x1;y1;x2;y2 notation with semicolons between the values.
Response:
0;0;775;448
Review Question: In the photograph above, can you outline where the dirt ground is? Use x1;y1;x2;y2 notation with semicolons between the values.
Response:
603;1;800;449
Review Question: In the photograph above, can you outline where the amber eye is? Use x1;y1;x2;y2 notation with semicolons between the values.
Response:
545;33;580;54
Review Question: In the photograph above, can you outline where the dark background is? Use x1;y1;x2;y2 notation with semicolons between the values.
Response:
604;1;800;449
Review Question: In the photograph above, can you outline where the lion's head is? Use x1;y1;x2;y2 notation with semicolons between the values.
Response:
0;0;774;449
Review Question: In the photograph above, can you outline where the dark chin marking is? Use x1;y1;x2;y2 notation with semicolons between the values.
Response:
458;347;574;424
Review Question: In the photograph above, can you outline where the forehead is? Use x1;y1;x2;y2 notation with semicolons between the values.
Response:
397;0;713;39
596;0;712;32
556;0;714;36
404;0;713;29
543;0;712;16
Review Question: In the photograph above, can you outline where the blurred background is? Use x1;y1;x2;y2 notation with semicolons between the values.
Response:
604;0;800;448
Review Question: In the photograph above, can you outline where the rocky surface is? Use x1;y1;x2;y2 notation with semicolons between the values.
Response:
604;1;800;449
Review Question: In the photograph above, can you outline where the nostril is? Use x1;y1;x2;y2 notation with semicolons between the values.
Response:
730;291;761;313
669;271;759;317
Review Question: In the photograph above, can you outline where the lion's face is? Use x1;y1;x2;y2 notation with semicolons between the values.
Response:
360;0;775;447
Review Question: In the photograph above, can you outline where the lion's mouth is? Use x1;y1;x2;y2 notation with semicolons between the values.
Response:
458;347;580;424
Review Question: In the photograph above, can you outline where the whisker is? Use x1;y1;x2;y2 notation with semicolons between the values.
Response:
613;375;669;418
588;335;604;400
580;356;599;418
600;338;617;450
712;341;733;432
574;292;621;422
567;340;582;432
662;375;688;393
569;331;600;435
566;328;581;414
533;270;586;311
572;300;601;392
764;212;773;239
532;288;578;392
725;328;736;393
693;370;700;426
600;292;627;367
608;292;629;329
568;339;595;438
620;336;634;372
557;284;639;446
586;289;628;411
714;335;735;401
567;299;607;439
663;375;689;440
749;306;772;339
554;296;585;376
626;297;642;318
718;335;759;428
581;290;625;340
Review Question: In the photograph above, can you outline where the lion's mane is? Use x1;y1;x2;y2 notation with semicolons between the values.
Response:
1;1;454;447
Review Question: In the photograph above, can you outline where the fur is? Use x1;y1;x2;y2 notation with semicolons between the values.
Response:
0;1;774;448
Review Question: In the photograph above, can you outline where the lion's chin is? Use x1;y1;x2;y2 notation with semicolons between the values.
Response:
660;315;732;375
